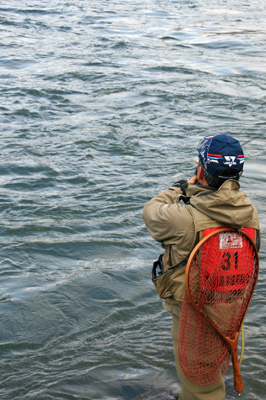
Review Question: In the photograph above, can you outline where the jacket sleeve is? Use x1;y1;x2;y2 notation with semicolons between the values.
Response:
142;186;194;243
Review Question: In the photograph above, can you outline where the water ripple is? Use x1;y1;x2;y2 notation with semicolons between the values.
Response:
0;1;266;399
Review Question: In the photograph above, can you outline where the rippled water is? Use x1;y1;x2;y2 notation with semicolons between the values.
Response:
0;1;266;399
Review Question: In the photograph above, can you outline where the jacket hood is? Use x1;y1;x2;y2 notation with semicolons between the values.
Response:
187;179;257;228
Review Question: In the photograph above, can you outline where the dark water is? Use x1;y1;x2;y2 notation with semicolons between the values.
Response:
0;1;266;399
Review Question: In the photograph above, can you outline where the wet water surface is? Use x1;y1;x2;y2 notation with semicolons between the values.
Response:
0;1;266;399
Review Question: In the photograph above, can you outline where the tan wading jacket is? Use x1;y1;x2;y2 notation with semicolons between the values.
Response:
142;179;260;317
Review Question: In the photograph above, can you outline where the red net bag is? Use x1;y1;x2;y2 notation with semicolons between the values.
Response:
178;228;259;393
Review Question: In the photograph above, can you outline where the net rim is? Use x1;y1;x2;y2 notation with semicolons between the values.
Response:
185;227;259;299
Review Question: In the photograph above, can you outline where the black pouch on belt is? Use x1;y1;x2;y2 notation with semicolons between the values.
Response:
151;254;173;299
152;254;164;279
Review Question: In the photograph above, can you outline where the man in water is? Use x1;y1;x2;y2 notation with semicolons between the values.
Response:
142;134;260;400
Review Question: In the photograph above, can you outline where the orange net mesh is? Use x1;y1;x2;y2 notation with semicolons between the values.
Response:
178;229;259;386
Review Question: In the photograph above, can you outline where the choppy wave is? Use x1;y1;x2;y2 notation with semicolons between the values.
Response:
0;0;266;399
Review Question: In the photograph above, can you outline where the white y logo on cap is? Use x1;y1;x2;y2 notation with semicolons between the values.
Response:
224;156;236;167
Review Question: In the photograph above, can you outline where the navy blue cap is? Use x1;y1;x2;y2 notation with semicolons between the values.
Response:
197;134;244;179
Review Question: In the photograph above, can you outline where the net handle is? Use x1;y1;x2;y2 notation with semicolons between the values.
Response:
185;227;259;393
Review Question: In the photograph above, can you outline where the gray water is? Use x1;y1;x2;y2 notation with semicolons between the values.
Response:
0;1;266;399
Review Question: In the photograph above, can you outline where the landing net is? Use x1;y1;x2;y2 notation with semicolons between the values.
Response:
178;228;259;389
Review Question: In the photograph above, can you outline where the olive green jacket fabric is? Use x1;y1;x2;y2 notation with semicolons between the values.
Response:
142;179;260;317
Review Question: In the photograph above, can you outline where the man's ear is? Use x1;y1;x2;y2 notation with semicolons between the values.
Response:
197;166;209;186
197;165;204;181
